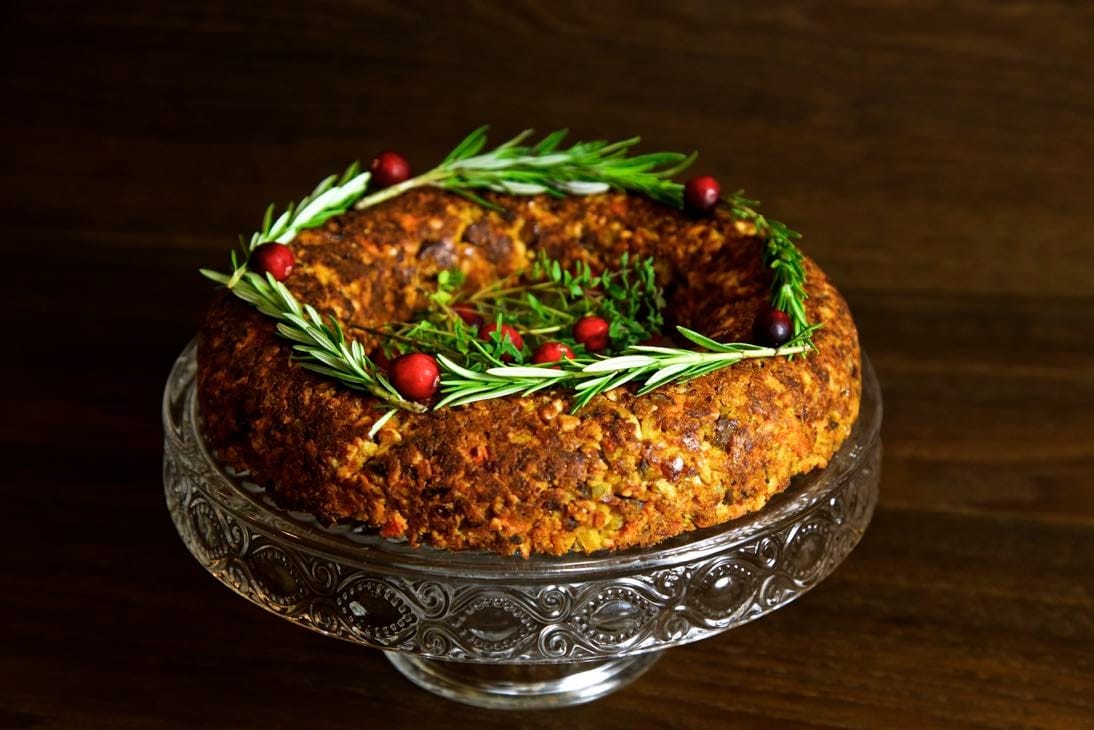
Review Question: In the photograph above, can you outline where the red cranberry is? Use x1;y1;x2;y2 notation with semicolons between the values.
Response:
479;322;524;361
532;341;575;367
250;242;295;281
370;151;411;188
752;307;794;348
573;315;610;353
389;352;441;401
452;303;484;330
683;175;720;216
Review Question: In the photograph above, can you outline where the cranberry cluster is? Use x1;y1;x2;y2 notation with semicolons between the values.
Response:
377;308;617;401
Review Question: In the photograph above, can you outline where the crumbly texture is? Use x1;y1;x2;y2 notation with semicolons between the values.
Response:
197;189;861;556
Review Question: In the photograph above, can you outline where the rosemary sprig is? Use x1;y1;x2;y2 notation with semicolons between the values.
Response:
352;126;695;211
220;162;372;288
201;256;816;418
435;324;820;413
197;268;416;433
724;191;811;336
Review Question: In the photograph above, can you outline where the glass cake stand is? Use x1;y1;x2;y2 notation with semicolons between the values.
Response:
163;341;882;709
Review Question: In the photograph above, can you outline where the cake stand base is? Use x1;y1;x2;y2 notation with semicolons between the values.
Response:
385;652;662;709
164;341;882;709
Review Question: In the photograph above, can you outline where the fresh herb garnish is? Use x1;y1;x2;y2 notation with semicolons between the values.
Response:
367;252;663;363
198;266;420;429
200;125;818;429
725;191;810;336
435;324;818;412
358;126;696;211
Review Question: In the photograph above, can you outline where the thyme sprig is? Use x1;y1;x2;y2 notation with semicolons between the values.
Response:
526;251;665;348
373;252;664;362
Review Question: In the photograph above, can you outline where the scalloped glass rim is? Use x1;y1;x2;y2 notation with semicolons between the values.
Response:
164;339;881;579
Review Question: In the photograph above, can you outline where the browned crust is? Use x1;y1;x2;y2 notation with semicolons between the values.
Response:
197;189;861;556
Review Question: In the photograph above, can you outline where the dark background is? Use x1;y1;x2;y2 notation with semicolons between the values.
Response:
3;2;1092;728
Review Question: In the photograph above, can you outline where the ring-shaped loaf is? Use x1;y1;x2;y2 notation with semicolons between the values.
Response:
198;189;861;556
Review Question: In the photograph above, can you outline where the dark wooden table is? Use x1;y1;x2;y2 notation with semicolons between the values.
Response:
3;2;1092;728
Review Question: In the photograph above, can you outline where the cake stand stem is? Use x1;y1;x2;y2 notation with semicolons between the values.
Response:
385;651;662;710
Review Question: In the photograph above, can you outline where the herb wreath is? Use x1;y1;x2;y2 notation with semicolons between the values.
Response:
201;127;817;436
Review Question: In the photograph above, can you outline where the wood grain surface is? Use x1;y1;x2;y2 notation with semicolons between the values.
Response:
2;2;1092;728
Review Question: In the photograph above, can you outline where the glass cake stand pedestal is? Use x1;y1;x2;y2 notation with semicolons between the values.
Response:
163;341;882;710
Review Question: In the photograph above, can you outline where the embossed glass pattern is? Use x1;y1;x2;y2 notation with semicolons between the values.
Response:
163;341;881;708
